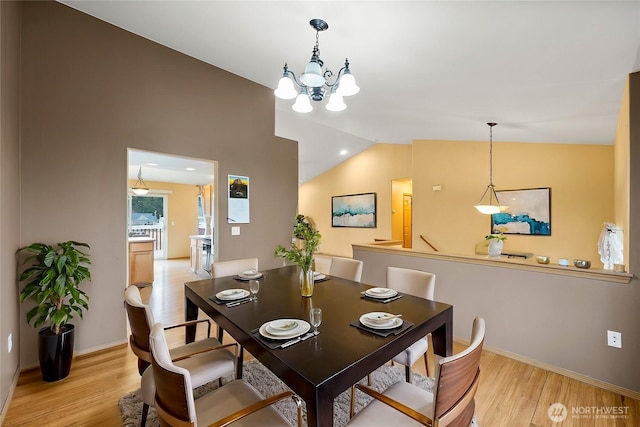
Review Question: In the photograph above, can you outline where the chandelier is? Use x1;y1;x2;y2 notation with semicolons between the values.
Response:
131;167;149;195
474;123;507;214
274;19;360;113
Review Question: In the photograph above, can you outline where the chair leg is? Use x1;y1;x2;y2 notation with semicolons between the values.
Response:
405;365;411;383
367;373;371;386
140;403;149;427
424;352;430;377
349;385;356;418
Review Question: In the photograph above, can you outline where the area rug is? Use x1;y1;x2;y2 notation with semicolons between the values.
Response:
119;360;434;427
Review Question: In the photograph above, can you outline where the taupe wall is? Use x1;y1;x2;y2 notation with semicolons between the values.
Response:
354;247;640;393
0;0;22;414
17;1;297;369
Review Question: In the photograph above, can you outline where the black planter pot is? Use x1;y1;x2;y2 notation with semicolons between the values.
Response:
38;324;75;382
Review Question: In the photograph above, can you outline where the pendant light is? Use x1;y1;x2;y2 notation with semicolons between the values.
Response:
131;167;149;195
474;123;507;214
274;19;359;113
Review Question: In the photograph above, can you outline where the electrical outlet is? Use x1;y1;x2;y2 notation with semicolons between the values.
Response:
231;226;240;236
607;330;622;348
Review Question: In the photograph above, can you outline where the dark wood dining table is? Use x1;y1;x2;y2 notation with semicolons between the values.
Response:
184;265;453;427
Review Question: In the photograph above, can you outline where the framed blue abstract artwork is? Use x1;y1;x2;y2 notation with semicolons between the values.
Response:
332;193;377;228
492;188;551;235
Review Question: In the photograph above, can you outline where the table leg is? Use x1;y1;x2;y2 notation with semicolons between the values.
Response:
185;297;198;343
306;393;333;427
236;346;244;379
431;310;454;357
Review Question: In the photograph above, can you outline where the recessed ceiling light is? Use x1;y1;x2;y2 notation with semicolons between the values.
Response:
146;162;158;166
186;167;196;171
339;150;348;156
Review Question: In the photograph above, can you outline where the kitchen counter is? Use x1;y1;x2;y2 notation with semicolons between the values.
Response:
129;237;155;286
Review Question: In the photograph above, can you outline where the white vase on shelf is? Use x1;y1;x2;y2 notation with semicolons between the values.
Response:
487;239;503;257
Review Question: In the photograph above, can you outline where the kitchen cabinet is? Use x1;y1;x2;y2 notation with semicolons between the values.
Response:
129;238;154;286
190;235;212;276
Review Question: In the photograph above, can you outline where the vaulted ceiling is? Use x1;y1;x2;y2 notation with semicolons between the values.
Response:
62;1;640;184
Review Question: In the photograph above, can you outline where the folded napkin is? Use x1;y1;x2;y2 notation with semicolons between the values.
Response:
360;294;404;304
208;295;251;306
234;274;267;282
349;319;413;338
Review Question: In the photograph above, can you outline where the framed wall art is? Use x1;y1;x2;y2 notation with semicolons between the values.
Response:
227;175;249;223
492;187;551;235
331;193;377;228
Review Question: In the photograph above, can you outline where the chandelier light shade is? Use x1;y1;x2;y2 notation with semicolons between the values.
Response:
274;19;360;113
474;123;507;214
131;167;149;195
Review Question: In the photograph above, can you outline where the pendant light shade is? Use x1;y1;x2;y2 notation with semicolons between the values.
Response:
474;123;507;214
326;87;346;112
274;65;297;99
131;167;149;195
292;87;313;113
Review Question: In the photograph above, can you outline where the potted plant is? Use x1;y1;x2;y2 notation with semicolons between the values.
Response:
275;215;321;297
17;241;92;382
485;230;507;257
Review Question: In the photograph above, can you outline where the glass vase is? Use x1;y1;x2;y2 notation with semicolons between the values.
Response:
299;268;314;297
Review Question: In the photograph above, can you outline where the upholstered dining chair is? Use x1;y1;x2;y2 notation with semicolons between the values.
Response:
349;317;485;427
209;257;259;361
387;267;436;381
210;257;258;279
124;285;236;427
329;256;364;282
149;322;302;427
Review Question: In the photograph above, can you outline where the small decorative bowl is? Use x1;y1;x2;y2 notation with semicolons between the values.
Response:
574;259;591;269
536;256;550;264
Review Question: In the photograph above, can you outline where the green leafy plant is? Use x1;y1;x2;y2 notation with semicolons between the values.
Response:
485;230;507;241
17;241;92;335
274;215;321;272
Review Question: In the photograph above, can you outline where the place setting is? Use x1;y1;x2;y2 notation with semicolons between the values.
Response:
252;308;322;349
208;278;261;307
234;269;266;281
350;311;413;337
313;271;330;283
360;287;404;303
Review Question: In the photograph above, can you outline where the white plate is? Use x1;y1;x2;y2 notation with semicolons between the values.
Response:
266;320;303;336
365;288;397;299
314;273;326;281
238;270;263;279
360;313;403;330
216;289;250;301
260;319;311;340
365;312;399;324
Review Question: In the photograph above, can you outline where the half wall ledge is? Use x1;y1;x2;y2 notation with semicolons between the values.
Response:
352;243;633;284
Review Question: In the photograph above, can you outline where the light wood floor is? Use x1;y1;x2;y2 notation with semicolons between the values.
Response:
4;259;639;426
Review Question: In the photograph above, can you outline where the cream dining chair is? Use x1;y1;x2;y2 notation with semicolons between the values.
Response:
124;286;236;426
149;322;302;427
349;317;485;427
209;257;259;366
210;257;258;279
387;266;436;381
329;256;364;282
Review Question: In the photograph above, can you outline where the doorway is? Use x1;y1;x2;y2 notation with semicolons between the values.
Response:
127;148;217;262
391;178;413;247
403;193;413;248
